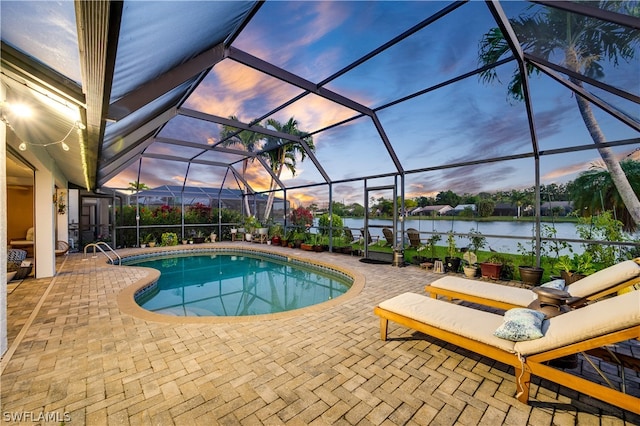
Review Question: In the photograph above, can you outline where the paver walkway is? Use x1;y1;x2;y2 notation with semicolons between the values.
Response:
2;243;639;425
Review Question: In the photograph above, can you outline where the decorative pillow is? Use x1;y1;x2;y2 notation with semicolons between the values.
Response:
494;308;546;342
25;227;34;241
540;279;566;291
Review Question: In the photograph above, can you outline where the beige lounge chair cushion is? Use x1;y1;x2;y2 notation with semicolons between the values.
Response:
566;258;640;298
429;276;537;306
378;292;516;352
516;289;640;355
378;290;639;357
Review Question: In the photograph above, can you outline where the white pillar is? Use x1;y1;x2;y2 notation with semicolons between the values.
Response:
34;170;56;278
1;83;8;355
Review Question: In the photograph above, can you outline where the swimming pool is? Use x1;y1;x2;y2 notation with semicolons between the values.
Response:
125;251;353;317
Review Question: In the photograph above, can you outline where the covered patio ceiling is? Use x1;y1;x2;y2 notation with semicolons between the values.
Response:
1;1;638;206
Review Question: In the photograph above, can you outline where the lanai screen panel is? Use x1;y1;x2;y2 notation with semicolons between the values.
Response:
0;1;81;83
102;82;194;161
111;1;255;100
529;72;640;153
136;157;190;189
143;142;204;160
406;157;537;198
503;1;639;101
379;65;533;173
312;116;398;182
184;59;306;123
183;163;230;192
325;3;498;109
231;1;448;84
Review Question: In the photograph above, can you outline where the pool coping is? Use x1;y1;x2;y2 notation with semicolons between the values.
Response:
115;243;366;324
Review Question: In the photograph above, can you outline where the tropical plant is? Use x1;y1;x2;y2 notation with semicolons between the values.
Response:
243;215;261;234
262;117;315;221
127;181;149;191
478;1;640;228
219;115;263;216
142;233;156;244
467;228;486;254
574;210;627;267
540;224;569;272
568;160;640;231
446;231;458;258
161;232;178;246
289;206;313;232
318;213;343;237
557;252;596;276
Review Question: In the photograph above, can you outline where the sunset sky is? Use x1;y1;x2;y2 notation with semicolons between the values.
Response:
3;1;638;208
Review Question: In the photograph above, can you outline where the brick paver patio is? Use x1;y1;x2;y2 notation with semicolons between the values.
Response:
2;243;639;425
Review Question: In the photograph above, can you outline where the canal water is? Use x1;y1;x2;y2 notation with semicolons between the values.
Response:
342;218;585;255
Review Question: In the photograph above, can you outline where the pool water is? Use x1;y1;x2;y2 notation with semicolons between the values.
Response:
128;253;352;317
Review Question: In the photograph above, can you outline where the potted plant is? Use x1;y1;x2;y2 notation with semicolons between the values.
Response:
517;238;544;286
480;255;502;279
269;223;283;246
243;216;260;242
557;252;595;284
209;232;217;243
445;231;461;273
193;230;206;244
300;233;314;251
462;229;486;278
142;233;156;248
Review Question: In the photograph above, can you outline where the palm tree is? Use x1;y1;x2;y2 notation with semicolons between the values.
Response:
219;116;263;216
261;117;315;222
509;189;529;218
478;1;640;227
127;181;149;191
568;159;640;231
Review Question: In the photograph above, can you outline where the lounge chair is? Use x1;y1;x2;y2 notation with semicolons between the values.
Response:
374;290;640;414
360;228;379;245
424;258;640;311
382;228;394;247
343;227;360;244
406;228;421;249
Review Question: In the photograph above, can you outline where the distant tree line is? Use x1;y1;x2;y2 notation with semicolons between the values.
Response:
309;160;639;231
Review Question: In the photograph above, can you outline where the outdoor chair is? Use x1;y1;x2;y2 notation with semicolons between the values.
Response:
343;227;360;244
424;258;640;311
7;248;32;280
55;240;70;256
381;228;394;247
374;290;640;414
406;228;421;249
360;228;379;245
7;249;27;272
10;227;34;255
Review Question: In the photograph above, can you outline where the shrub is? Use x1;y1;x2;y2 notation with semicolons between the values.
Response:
318;213;343;237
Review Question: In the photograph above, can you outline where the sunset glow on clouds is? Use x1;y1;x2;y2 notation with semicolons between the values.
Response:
104;1;638;208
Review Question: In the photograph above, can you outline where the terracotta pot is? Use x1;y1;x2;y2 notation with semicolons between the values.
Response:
480;262;502;280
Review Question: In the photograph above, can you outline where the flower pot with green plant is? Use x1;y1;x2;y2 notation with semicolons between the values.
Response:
269;223;283;246
445;231;461;273
142;233;156;248
557;252;595;284
193;230;206;244
462;228;486;277
517;236;544;286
